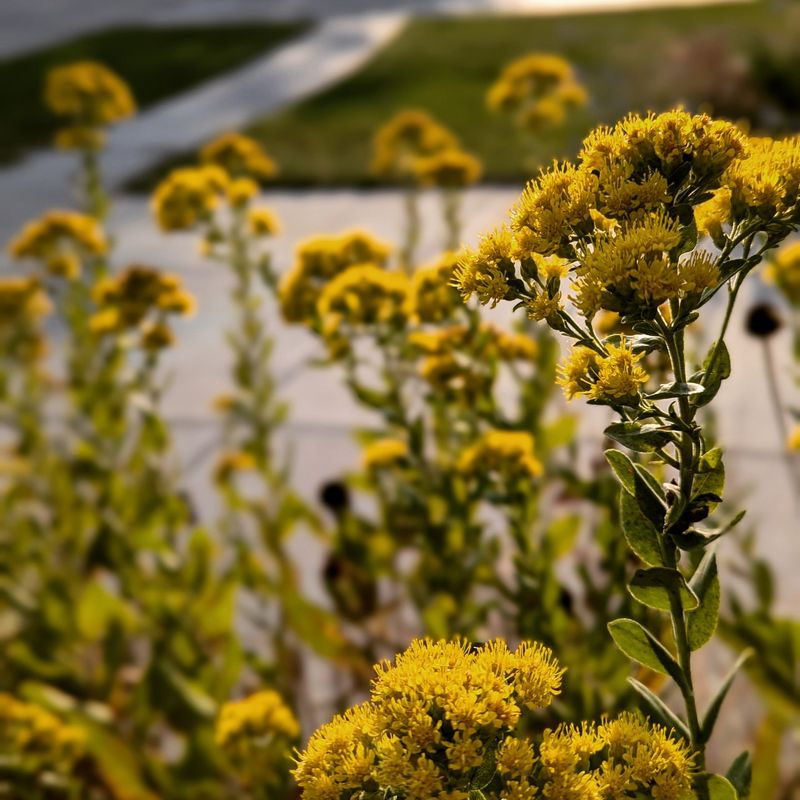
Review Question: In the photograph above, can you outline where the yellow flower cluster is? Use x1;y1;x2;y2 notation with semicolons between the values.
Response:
200;132;278;182
725;135;800;223
248;206;281;237
363;438;409;471
487;53;587;133
44;61;135;148
537;713;695;800
407;252;462;323
317;265;410;344
788;424;800;452
0;693;84;782
9;210;107;278
413;148;483;189
215;689;299;787
455;111;763;323
557;341;648;403
90;265;195;349
409;323;537;399
152;165;230;231
294;639;694;800
764;240;800;306
0;277;51;361
213;449;258;484
458;430;543;480
279;230;392;323
371;110;459;180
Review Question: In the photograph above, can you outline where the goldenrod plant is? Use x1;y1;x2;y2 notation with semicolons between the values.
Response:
153;133;350;701
293;639;696;800
456;108;800;796
371;111;481;266
44;61;135;219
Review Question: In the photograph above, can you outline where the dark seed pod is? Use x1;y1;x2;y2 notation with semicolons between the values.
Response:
745;303;782;338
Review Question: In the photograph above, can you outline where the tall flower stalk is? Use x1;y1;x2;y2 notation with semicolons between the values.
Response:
456;109;800;795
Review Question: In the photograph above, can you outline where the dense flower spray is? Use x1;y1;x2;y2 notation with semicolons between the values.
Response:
294;639;695;800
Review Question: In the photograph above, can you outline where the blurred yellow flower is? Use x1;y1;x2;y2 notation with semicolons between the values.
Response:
200;132;277;182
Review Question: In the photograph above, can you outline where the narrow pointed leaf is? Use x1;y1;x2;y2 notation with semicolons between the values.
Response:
701;650;753;742
725;751;752;798
628;678;690;740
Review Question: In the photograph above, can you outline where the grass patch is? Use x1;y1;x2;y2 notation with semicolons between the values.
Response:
178;1;796;188
0;22;310;164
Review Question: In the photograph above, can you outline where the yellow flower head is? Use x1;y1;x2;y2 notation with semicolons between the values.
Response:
45;61;135;136
152;165;229;231
226;177;260;207
590;341;649;403
317;264;410;332
371;110;459;179
0;694;85;782
214;450;257;484
9;210;107;275
458;430;544;481
787;423;800;452
279;230;392;324
414;148;483;188
362;438;409;471
200;132;277;182
248;206;281;237
90;265;194;335
764;240;800;306
216;690;299;788
487;53;586;134
408;251;462;323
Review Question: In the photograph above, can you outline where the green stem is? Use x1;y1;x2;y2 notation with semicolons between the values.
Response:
400;186;420;273
658;315;707;777
442;188;461;252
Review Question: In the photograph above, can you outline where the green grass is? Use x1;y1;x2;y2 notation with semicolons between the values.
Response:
215;2;797;187
0;22;310;164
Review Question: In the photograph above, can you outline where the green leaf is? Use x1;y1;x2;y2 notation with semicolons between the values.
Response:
620;491;664;567
605;422;673;453
701;650;753;743
687;551;721;651
725;751;752;798
546;514;581;559
647;381;706;400
632;465;667;529
707;773;739;799
675;510;746;550
693;340;732;407
604;449;636;494
628;567;698;612
693;448;725;508
627;678;690;739
607;619;684;687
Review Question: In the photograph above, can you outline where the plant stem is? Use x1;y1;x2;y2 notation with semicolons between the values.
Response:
400;186;420;273
659;316;707;779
